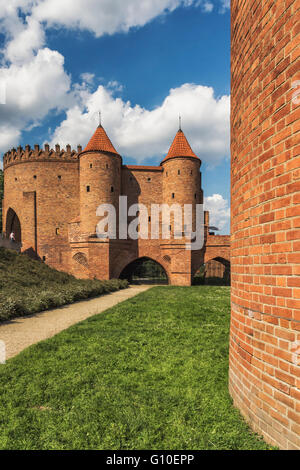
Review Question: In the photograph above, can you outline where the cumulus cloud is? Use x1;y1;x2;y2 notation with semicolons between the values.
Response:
0;2;38;60
48;83;230;165
0;48;71;153
5;17;45;64
0;1;223;49
204;194;230;232
0;0;229;159
32;0;208;37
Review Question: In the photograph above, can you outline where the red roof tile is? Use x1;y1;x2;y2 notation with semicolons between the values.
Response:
83;125;120;155
162;129;199;163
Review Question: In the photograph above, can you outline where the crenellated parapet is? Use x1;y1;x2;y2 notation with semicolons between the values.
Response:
3;144;82;169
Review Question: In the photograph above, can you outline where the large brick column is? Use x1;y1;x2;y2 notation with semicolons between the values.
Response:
230;0;300;449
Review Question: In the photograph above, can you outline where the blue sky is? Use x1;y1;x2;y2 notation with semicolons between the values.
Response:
0;0;230;233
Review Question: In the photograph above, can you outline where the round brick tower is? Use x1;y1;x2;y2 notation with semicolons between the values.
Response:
161;127;202;234
2;144;80;268
230;0;300;449
79;125;122;238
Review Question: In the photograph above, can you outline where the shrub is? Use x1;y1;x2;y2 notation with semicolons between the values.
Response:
0;248;128;322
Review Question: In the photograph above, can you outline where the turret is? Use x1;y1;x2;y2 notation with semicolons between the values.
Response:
79;124;122;238
161;126;203;234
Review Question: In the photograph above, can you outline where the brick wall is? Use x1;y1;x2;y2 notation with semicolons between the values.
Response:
79;150;122;237
3;146;80;269
230;0;300;449
204;234;230;263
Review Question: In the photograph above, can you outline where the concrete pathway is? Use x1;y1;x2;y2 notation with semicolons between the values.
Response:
0;285;152;360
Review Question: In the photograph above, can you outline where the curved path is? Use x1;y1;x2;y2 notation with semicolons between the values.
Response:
0;285;152;360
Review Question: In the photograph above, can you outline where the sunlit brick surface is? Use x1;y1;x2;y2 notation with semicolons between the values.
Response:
230;0;300;449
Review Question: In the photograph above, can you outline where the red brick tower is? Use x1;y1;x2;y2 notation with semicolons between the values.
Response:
161;127;203;285
230;0;300;449
161;127;203;229
79;124;122;238
2;144;80;269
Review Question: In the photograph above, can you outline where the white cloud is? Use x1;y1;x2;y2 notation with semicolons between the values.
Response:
48;83;230;165
204;194;230;232
219;0;230;13
0;125;21;151
0;0;210;71
5;17;45;64
32;0;207;37
0;48;71;153
80;73;95;85
107;81;124;93
0;1;220;46
0;0;229;159
203;2;214;13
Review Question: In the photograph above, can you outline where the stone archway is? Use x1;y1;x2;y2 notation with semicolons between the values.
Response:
119;257;169;285
205;257;230;285
5;208;21;243
193;257;230;285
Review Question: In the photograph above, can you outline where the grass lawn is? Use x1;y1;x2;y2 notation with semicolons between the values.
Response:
0;286;272;450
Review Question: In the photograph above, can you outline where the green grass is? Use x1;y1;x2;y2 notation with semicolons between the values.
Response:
0;286;272;450
0;248;128;321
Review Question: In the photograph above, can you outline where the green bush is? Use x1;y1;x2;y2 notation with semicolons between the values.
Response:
0;248;128;321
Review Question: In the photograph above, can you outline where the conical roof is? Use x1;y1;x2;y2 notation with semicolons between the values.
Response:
82;125;120;155
162;129;199;163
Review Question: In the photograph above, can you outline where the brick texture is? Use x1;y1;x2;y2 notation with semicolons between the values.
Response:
230;0;300;449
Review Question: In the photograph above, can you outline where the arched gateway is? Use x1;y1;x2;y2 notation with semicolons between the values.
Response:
205;257;230;285
119;257;168;285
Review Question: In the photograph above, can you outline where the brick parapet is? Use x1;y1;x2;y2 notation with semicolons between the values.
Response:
3;144;81;169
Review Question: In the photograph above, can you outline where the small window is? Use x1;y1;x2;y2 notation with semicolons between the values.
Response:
87;185;90;192
106;164;109;169
169;225;172;231
15;177;17;181
190;170;193;175
148;216;151;222
58;175;61;180
194;193;197;199
147;177;151;182
111;186;114;193
178;170;180;175
42;256;46;262
172;193;175;199
33;175;37;179
90;164;93;169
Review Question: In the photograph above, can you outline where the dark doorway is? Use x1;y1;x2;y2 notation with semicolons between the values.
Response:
5;208;21;243
193;257;230;285
120;257;168;285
